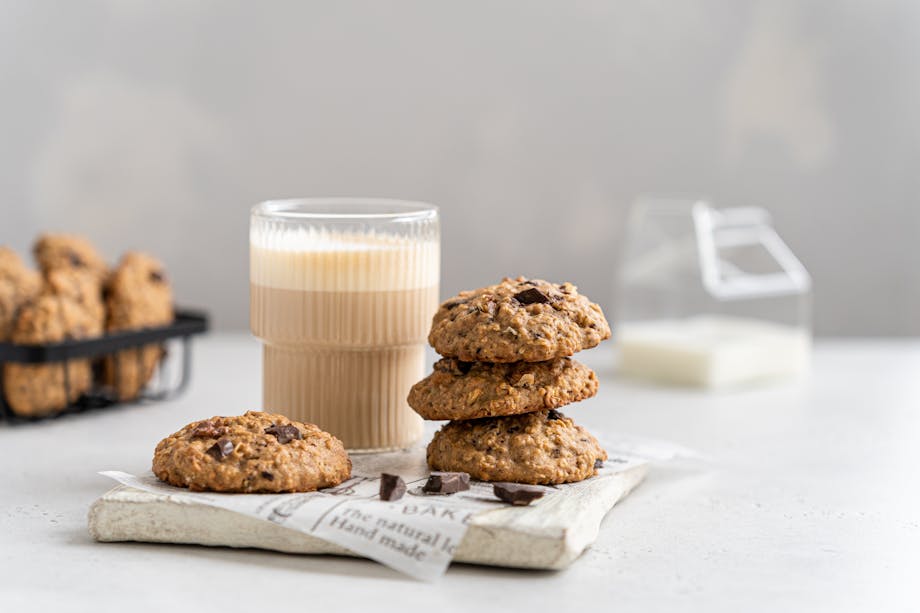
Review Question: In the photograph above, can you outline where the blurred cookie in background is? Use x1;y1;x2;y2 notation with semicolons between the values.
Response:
102;252;174;401
0;247;42;341
33;233;109;284
43;268;106;327
2;294;103;417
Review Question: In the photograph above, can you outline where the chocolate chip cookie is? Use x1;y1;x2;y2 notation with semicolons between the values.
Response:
43;268;105;327
428;277;611;362
408;357;598;421
33;233;108;283
426;409;607;484
153;411;352;493
2;294;103;417
102;252;174;401
0;247;42;341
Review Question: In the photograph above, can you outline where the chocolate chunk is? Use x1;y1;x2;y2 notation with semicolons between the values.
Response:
546;409;563;420
513;287;550;305
67;252;84;267
455;361;473;375
379;473;407;501
594;459;604;470
190;421;226;438
493;483;545;506
149;270;166;283
264;424;302;444
422;471;470;494
261;471;274;481
206;438;234;460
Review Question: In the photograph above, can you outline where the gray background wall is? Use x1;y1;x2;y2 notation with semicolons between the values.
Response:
1;1;917;335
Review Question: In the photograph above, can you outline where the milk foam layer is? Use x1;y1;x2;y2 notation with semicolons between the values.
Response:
250;228;439;292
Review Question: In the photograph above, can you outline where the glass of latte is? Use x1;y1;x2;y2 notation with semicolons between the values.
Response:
250;199;439;452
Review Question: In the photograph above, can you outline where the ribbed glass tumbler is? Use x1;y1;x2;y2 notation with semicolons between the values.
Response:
250;198;440;452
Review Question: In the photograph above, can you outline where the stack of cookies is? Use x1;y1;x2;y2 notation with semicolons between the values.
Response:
408;277;612;485
0;234;173;417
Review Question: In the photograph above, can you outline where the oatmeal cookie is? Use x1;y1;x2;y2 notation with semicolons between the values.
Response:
42;268;105;326
426;409;607;484
153;411;352;493
0;247;42;341
33;233;108;283
408;357;598;421
428;277;611;362
102;252;174;401
2;294;103;417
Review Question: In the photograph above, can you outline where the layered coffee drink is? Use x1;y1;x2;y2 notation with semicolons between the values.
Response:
250;200;439;451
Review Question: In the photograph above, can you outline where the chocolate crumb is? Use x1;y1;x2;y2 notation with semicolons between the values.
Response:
206;438;234;460
149;270;166;283
455;361;473;375
513;287;550;305
264;424;302;444
493;483;545;506
422;472;470;494
379;473;407;501
67;252;84;267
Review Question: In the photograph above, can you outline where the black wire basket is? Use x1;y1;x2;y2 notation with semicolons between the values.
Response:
0;309;208;422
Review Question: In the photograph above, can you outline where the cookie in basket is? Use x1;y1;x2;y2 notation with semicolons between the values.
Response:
43;268;106;327
2;294;103;417
153;411;352;493
102;252;174;401
426;409;607;485
33;233;109;284
0;247;42;341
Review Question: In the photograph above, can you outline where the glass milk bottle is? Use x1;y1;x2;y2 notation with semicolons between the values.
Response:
615;197;811;388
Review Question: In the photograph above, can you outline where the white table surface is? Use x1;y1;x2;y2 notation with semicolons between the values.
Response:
2;335;919;612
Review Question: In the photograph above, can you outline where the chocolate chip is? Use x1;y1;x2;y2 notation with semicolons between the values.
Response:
443;300;465;310
513;287;550;305
261;471;274;481
190;421;226;438
493;483;545;506
594;459;604;470
67;252;84;267
264;424;302;444
149;270;166;283
379;473;407;501
455;361;473;375
546;409;563;420
206;438;234;460
422;471;470;494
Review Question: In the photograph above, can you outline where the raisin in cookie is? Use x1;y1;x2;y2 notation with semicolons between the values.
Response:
428;277;611;362
408;357;598;421
33;233;108;283
2;294;103;417
0;247;42;341
102;252;174;401
153;411;352;493
427;409;607;484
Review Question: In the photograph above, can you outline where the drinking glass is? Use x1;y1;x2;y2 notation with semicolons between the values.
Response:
250;198;440;451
